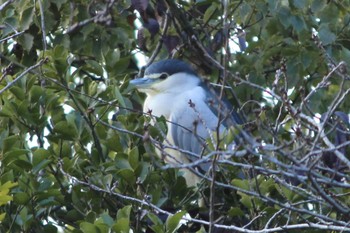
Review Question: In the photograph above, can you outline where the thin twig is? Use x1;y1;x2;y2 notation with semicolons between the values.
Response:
0;0;13;11
0;59;47;95
38;0;47;51
0;31;25;43
58;161;350;232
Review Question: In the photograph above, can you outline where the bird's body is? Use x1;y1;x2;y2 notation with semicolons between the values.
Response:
131;59;243;187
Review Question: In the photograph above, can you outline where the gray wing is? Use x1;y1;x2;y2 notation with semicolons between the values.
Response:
171;114;204;156
168;84;245;173
170;113;210;173
201;82;245;127
169;91;229;172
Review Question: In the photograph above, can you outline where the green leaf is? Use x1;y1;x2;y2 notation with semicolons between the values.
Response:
0;181;17;206
239;193;252;209
105;49;120;71
136;162;150;183
86;212;97;223
113;206;131;233
318;25;336;45
29;85;44;103
311;0;326;12
33;148;51;166
32;159;52;174
3;135;22;153
2;149;30;167
165;211;186;233
116;154;133;169
0;181;17;193
204;3;218;23
341;46;350;65
18;33;34;51
85;60;104;76
128;147;139;170
53;121;78;140
278;6;291;28
20;7;34;30
239;2;252;23
0;213;6;222
147;212;163;226
80;222;99;233
102;174;113;188
117;205;131;220
43;224;58;232
290;15;305;32
114;57;130;74
10;86;25;100
0;195;12;205
231;179;249;190
113;218;130;233
53;0;67;10
293;0;306;9
114;86;126;108
99;212;114;227
106;134;122;152
228;207;245;217
14;192;30;205
117;169;136;184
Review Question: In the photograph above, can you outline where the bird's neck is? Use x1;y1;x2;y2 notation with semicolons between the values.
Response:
144;92;176;118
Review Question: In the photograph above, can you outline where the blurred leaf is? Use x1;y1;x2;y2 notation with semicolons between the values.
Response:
80;222;109;233
147;212;163;233
239;193;252;209
13;192;30;205
204;3;218;23
165;211;186;233
113;218;130;233
128;147;139;170
3;149;30;168
0;181;17;205
19;6;34;31
18;33;34;51
318;25;336;45
9;86;25;100
114;205;131;233
0;213;6;222
53;121;78;140
85;60;104;76
117;169;136;184
293;0;306;9
231;179;249;190
290;15;306;32
117;205;132;219
311;0;326;12
228;207;245;217
114;86;127;108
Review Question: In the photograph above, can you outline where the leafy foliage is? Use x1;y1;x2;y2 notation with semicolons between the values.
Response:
1;0;350;232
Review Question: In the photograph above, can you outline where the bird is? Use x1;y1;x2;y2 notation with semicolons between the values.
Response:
130;59;245;187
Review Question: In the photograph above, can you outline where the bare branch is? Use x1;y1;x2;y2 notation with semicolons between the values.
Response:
58;161;350;232
0;0;14;11
0;58;47;95
0;31;25;43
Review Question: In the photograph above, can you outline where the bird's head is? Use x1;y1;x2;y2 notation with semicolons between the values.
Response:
130;59;201;95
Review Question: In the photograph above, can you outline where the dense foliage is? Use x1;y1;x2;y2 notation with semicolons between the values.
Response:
1;0;350;232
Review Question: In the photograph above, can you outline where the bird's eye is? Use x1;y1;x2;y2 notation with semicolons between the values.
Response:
159;73;168;80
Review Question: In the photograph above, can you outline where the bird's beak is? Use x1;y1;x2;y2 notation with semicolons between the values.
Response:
129;77;155;89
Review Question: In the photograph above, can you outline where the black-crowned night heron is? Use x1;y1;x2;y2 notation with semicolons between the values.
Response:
130;59;244;187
